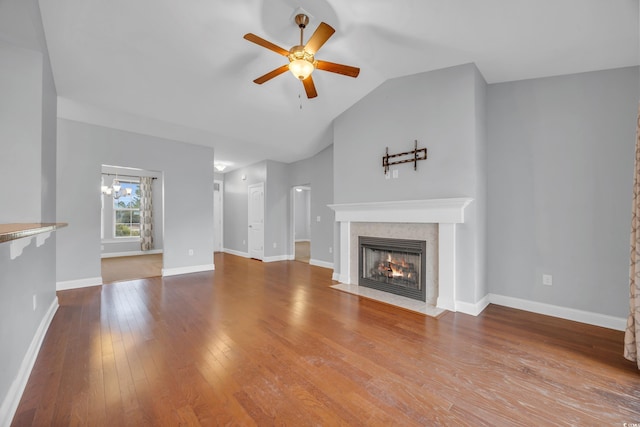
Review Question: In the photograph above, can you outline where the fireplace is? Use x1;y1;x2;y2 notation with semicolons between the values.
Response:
359;236;426;301
329;198;472;313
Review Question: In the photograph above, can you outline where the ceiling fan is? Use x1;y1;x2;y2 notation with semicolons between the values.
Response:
243;13;360;99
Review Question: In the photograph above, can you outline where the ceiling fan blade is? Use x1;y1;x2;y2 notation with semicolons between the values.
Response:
302;75;318;99
316;60;360;78
243;33;289;56
253;65;290;84
304;22;335;55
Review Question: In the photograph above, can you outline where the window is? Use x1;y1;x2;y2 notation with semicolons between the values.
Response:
114;181;141;238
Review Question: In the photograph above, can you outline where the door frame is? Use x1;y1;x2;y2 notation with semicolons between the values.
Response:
213;179;224;253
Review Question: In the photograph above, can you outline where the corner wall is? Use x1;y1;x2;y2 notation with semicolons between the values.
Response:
0;0;58;424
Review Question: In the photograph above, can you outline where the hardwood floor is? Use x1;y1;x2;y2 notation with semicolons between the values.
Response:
294;241;310;263
12;253;640;426
101;254;163;284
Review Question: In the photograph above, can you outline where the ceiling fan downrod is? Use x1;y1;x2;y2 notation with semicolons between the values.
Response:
295;14;309;45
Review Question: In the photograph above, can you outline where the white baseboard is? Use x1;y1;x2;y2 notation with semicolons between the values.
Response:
332;272;340;281
101;249;163;258
0;297;58;427
309;259;333;269
162;263;215;277
263;255;290;263
56;276;103;291
295;239;310;243
455;294;491;316
488;293;626;331
223;248;249;258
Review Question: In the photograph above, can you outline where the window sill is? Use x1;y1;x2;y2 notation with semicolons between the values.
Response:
102;238;140;244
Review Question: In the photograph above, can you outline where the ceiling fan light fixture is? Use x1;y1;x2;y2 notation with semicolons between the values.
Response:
289;58;314;80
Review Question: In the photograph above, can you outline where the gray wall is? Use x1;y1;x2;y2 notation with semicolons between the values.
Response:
289;144;335;264
0;0;58;420
57;119;215;281
333;64;487;304
487;66;639;317
265;160;290;258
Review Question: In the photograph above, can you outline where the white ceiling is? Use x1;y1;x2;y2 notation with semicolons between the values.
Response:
34;0;639;171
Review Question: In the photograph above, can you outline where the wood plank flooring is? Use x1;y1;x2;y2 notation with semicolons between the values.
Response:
12;253;640;426
294;241;310;263
101;254;163;284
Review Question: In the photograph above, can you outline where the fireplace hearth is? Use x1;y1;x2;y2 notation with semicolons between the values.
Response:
359;236;426;301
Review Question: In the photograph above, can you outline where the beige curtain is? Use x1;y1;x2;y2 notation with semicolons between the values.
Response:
624;104;640;369
139;176;154;251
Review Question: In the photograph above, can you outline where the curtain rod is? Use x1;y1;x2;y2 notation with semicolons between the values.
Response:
102;173;157;180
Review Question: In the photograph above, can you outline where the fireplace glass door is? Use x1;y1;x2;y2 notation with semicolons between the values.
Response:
359;236;426;301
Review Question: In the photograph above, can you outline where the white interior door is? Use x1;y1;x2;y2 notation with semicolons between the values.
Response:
248;182;264;260
213;181;223;252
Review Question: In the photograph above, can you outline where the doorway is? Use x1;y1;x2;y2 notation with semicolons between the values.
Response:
292;185;311;263
248;182;264;260
100;165;164;283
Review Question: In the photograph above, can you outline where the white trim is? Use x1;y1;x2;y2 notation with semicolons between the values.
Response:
101;249;163;258
456;294;491;316
162;264;215;277
489;293;626;331
332;272;340;281
101;238;140;244
328;198;473;224
263;255;290;263
57;276;103;291
223;248;249;258
214;179;224;253
295;239;311;243
0;297;58;427
309;259;333;269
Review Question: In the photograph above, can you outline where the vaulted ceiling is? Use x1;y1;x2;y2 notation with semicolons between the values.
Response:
30;0;640;170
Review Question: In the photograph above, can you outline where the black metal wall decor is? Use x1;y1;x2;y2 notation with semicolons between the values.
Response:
382;140;427;174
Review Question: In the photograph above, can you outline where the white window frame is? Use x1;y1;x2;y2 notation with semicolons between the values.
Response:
112;179;141;239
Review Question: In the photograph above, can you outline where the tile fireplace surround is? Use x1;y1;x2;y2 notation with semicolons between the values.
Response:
328;198;473;316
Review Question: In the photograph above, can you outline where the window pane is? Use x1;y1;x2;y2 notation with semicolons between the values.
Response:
115;223;132;237
113;182;140;209
132;212;140;223
115;210;132;223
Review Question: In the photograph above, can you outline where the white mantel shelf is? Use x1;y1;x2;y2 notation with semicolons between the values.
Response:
328;198;473;224
328;198;473;313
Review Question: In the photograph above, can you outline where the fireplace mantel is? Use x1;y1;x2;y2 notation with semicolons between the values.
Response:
329;198;473;313
329;198;472;224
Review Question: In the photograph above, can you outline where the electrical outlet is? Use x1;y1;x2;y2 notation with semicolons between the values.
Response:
243;240;246;245
542;274;552;286
188;249;194;256
316;216;321;222
32;294;37;311
392;169;398;178
273;242;277;248
329;247;332;254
